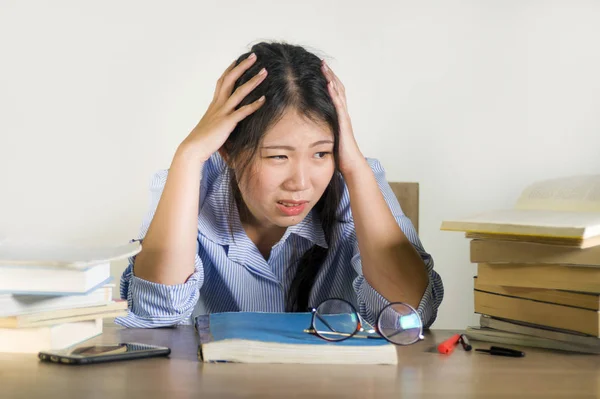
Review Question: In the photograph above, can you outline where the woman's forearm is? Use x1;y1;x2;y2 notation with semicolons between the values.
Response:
132;144;203;285
344;159;429;309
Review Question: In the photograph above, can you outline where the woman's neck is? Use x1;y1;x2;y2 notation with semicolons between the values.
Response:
235;194;285;258
236;193;286;259
242;220;286;260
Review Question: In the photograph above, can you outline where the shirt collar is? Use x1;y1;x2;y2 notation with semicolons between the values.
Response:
281;207;328;249
197;159;328;250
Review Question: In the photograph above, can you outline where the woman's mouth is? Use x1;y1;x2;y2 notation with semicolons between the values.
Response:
276;200;308;217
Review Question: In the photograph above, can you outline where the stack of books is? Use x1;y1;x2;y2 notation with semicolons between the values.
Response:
441;174;600;354
0;241;140;353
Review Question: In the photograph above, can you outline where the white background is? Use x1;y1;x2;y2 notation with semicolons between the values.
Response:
1;1;599;329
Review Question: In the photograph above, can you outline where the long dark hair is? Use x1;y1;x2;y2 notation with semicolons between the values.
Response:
222;41;343;312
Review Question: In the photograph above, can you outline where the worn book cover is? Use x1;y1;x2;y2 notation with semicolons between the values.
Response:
195;312;397;365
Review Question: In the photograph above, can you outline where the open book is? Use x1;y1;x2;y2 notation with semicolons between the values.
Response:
195;312;397;365
441;175;600;248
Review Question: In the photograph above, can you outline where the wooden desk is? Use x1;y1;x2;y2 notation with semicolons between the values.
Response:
1;321;598;398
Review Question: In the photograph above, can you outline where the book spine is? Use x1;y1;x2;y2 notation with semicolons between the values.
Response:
194;315;213;344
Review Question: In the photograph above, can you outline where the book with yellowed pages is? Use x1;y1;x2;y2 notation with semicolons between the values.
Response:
0;299;127;328
0;241;141;295
0;284;114;317
470;239;600;266
441;175;600;248
474;290;599;337
0;240;141;270
465;325;600;354
474;278;599;310
0;318;103;354
476;263;600;293
0;262;112;295
195;312;397;365
479;315;600;349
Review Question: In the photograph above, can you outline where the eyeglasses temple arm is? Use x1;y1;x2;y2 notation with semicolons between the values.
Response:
356;312;376;332
313;312;343;334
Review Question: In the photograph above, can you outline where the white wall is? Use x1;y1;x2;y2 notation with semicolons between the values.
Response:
1;1;599;329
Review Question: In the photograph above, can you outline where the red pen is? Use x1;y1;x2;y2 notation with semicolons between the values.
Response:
437;333;461;354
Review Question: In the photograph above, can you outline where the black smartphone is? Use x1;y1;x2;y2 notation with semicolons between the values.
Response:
38;342;171;365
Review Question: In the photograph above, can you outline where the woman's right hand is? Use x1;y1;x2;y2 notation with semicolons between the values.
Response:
179;53;267;163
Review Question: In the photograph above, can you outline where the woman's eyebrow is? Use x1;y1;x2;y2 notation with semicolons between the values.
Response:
261;140;333;150
261;145;295;150
309;140;334;148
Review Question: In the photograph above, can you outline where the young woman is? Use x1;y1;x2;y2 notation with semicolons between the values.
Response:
117;42;443;330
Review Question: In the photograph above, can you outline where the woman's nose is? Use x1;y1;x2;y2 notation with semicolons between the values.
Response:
284;164;309;191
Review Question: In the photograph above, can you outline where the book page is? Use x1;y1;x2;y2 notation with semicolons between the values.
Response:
515;175;600;212
441;209;600;235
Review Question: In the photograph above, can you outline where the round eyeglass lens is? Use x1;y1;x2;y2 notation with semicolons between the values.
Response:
377;302;423;345
313;299;359;342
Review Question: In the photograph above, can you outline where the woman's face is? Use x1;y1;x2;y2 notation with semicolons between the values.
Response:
236;108;335;230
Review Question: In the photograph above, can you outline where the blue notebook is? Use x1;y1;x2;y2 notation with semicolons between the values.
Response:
195;312;398;365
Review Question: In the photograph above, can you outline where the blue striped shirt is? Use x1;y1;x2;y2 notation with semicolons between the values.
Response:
115;153;443;329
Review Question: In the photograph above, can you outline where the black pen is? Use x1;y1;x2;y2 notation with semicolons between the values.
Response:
459;334;472;351
475;346;525;357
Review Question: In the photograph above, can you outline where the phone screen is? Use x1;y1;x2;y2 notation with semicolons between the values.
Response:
67;344;135;357
39;343;170;364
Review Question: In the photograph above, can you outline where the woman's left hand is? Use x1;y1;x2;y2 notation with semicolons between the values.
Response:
321;60;366;175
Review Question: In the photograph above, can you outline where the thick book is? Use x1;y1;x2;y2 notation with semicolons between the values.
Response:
195;312;398;365
474;278;599;311
441;175;600;248
479;315;600;348
0;318;103;354
0;263;112;295
465;326;600;354
0;241;141;270
474;290;599;337
0;284;114;317
470;239;600;266
476;263;600;293
0;299;127;328
0;241;141;295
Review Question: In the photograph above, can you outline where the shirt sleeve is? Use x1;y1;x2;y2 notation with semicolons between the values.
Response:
115;169;205;328
347;158;444;329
